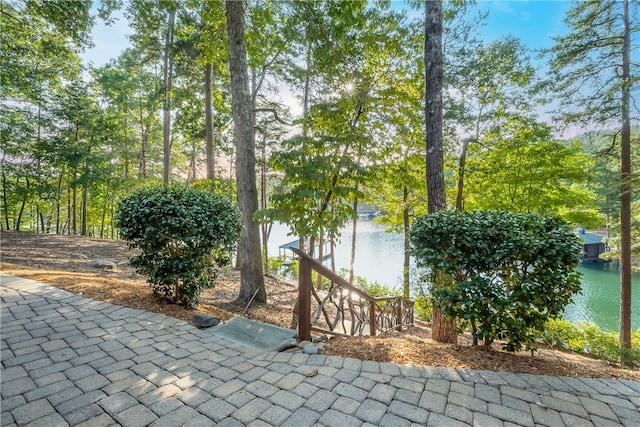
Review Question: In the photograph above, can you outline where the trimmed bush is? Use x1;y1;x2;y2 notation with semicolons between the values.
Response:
410;210;582;352
115;185;242;308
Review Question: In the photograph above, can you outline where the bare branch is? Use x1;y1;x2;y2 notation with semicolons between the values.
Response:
253;108;292;126
597;129;621;157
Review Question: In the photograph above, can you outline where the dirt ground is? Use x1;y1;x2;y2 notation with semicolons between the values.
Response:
1;231;638;382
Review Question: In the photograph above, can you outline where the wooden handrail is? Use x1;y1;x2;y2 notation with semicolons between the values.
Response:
291;247;413;341
290;248;373;301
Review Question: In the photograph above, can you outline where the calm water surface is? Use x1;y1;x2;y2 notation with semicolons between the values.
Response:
267;221;640;332
567;263;640;332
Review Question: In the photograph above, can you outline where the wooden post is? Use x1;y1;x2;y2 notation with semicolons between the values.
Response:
369;302;377;337
298;258;312;341
397;299;403;332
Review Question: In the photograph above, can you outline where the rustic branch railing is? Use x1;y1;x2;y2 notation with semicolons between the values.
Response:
290;248;414;341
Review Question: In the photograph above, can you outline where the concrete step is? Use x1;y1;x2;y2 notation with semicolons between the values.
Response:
206;316;298;352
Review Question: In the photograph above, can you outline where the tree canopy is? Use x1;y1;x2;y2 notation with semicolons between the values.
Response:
1;1;637;332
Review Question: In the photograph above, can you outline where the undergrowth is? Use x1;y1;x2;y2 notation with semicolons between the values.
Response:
540;319;640;368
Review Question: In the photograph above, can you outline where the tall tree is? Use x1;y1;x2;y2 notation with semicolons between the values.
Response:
364;15;425;297
226;0;266;303
245;0;298;266
582;129;640;263
171;0;229;186
162;8;176;186
424;1;445;214
96;49;163;181
127;0;181;185
425;0;457;344
619;0;633;351
265;2;414;282
368;150;427;298
446;37;537;211
548;0;639;349
205;62;215;181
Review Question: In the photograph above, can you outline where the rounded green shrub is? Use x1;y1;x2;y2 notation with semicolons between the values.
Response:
410;210;582;353
115;185;242;308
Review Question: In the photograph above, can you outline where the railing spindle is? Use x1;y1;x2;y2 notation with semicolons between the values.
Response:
291;247;412;339
370;301;377;336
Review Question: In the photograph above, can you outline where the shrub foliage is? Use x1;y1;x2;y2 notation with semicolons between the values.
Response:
541;319;640;368
410;210;582;352
115;185;242;308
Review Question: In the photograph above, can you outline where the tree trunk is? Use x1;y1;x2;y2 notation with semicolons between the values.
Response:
226;0;266;303
455;137;472;211
403;185;410;298
39;211;45;233
15;177;28;231
303;44;311;134
162;9;176;187
100;204;106;239
425;2;446;214
110;201;115;239
139;128;147;179
67;187;71;235
349;195;358;285
73;122;79;235
189;141;197;184
425;0;457;344
124;118;130;180
316;230;324;289
205;62;215;183
55;173;63;234
2;168;10;231
331;238;336;272
81;185;87;236
619;0;632;349
72;177;77;235
15;197;25;231
260;136;271;272
308;235;315;258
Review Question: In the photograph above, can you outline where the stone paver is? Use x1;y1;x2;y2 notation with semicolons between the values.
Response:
2;274;639;427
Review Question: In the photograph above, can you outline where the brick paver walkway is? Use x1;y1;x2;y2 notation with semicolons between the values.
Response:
2;274;639;426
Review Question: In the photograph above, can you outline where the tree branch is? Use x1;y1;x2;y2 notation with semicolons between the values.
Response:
253;108;292;126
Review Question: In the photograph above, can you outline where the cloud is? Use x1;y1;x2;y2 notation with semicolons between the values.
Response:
490;1;517;15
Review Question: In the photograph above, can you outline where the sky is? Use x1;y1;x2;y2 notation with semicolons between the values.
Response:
475;0;572;50
82;8;130;67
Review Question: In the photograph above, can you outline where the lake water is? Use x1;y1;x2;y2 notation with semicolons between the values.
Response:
267;220;640;332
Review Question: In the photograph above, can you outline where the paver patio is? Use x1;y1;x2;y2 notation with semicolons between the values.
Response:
2;274;639;426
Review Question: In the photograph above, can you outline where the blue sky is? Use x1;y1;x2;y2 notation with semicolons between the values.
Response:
83;8;130;67
475;1;572;51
